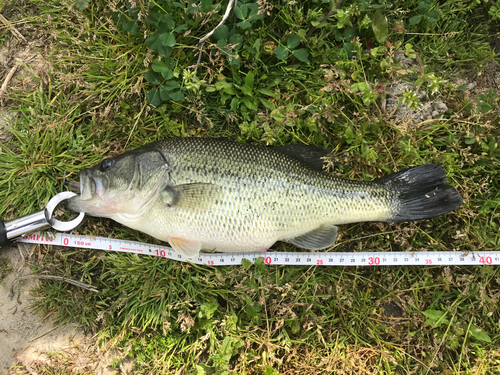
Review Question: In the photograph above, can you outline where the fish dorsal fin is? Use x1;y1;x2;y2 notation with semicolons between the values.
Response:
161;183;221;209
274;144;330;171
169;237;201;258
285;224;339;250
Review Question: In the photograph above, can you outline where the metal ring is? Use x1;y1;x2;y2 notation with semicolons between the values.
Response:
45;192;85;231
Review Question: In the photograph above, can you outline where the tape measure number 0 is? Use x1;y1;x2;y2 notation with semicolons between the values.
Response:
19;231;499;267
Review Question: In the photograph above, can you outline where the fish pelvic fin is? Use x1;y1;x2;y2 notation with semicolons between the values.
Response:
284;224;339;250
169;237;201;258
376;164;463;222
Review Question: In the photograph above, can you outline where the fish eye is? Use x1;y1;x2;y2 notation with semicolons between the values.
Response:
100;158;115;172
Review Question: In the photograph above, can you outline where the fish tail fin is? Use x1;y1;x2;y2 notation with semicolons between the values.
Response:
376;164;463;223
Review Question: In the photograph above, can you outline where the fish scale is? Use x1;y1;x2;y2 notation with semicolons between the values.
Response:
68;137;462;258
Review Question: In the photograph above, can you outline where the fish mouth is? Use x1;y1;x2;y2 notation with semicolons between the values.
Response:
91;176;106;198
77;170;107;201
65;180;81;193
67;172;108;214
66;177;105;198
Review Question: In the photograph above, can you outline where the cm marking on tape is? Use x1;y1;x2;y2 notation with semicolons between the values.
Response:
19;231;499;267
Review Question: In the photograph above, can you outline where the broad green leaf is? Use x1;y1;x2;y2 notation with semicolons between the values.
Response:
145;70;161;85
201;0;212;12
174;23;188;33
213;25;228;41
215;80;237;95
248;3;263;21
478;102;492;113
419;1;432;14
245;71;255;90
423;310;446;319
259;97;274;110
409;15;422;25
157;46;173;59
229;54;241;66
161;69;173;80
405;43;417;58
274;46;289;60
343;26;357;41
162;80;180;91
287;34;301;49
237;20;252;29
254;38;261;51
169;90;185;101
159;86;171;101
351;82;370;92
241;258;253;269
123;21;138;36
244;44;257;55
372;11;388;43
229;33;244;50
258;88;274;96
423;309;449;327
159;14;175;31
199;301;218;319
146;33;162;51
146;88;162;107
469;325;491;342
217;39;231;59
233;4;248;20
241;85;253;96
242;97;258;111
291;48;309;62
164;56;176;69
464;134;476;144
427;10;438;23
151;59;168;73
230;97;240;111
160;32;176;47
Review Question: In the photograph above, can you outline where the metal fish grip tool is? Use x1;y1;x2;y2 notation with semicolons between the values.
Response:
0;192;84;245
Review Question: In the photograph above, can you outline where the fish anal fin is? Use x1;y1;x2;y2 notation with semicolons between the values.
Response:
161;183;221;210
169;237;201;258
285;224;338;250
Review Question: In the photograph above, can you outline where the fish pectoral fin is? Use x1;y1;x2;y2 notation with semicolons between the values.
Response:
161;183;221;210
169;237;201;258
285;224;338;250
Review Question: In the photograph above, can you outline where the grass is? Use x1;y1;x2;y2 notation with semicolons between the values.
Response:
1;0;500;373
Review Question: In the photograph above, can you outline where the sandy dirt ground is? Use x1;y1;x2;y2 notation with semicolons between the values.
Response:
0;243;132;374
0;244;83;374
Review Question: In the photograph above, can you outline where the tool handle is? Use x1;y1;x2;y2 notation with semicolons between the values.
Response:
0;221;9;246
0;211;52;247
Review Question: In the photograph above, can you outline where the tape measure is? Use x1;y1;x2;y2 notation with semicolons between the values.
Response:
18;231;499;267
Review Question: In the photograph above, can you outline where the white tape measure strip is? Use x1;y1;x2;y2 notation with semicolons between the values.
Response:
18;231;499;267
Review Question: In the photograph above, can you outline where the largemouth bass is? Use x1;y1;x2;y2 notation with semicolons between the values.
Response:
68;138;463;258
